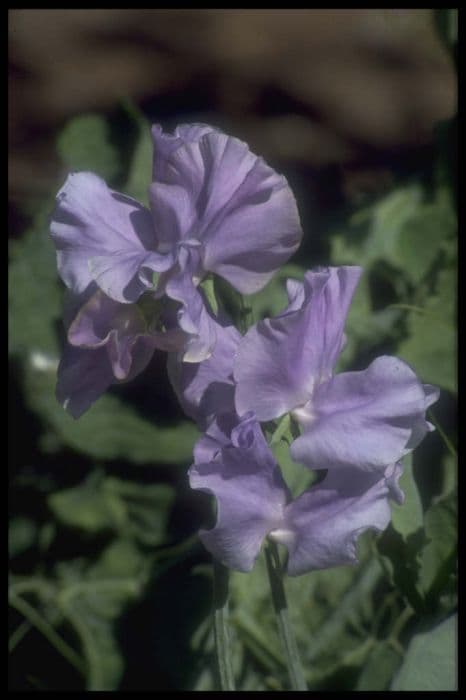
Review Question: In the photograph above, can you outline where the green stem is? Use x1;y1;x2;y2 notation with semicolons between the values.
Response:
264;542;307;690
269;413;291;447
390;604;415;643
9;619;31;653
428;409;457;458
9;592;86;676
238;295;252;334
213;560;235;690
388;303;451;327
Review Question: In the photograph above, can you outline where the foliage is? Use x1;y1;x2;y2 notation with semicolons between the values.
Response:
9;18;456;688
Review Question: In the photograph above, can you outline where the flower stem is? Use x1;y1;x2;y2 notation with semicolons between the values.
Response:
212;560;235;690
8;619;31;653
264;541;307;690
9;592;86;676
428;409;457;458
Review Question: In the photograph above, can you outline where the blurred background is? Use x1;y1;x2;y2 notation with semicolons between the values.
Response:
9;9;456;235
9;9;457;691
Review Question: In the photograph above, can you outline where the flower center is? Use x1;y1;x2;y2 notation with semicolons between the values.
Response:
291;399;316;428
268;528;296;548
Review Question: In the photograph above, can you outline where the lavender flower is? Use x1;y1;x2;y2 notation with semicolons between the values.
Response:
56;285;187;417
189;414;404;575
50;124;302;362
167;311;241;430
234;267;439;473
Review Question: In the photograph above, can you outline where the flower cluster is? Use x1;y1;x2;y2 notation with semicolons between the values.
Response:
50;123;439;576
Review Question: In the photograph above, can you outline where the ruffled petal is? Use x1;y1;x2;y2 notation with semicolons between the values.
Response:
56;343;115;418
291;356;432;471
290;356;438;472
274;463;403;576
149;124;302;293
167;311;241;428
192;413;240;464
234;266;362;421
67;288;146;349
152;123;215;183
164;247;216;362
50;172;172;302
67;288;158;379
198;134;302;293
189;417;290;572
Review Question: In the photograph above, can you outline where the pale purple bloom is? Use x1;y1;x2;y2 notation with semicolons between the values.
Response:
192;412;244;464
50;124;302;361
234;267;439;472
150;124;302;294
56;285;186;417
167;312;241;429
189;414;404;575
276;462;403;576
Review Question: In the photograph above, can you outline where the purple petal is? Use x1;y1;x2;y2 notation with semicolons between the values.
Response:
192;413;241;464
290;356;439;472
56;333;157;418
50;172;172;302
189;417;290;572
152;123;215;183
164;247;216;362
56;343;115;418
273;463;403;576
234;266;362;421
67;288;158;380
167;312;241;428
149;124;303;293
192;411;264;464
67;288;146;349
58;287;180;415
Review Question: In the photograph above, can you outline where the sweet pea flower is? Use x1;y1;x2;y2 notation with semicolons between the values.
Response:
50;124;302;362
234;267;439;473
56;285;187;417
189;414;404;575
167;310;241;430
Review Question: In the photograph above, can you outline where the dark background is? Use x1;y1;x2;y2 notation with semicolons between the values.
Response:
9;9;456;233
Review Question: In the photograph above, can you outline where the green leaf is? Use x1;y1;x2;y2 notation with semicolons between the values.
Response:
391;454;423;541
365;185;423;267
331;182;456;296
124;118;152;206
56;114;121;181
230;551;381;689
336;276;402;371
270;440;314;497
439;453;457;500
49;472;176;545
103;478;176;546
391;614;457;690
247;264;305;322
9;517;37;558
395;201;455;284
332;185;423;271
397;265;457;393
417;494;457;599
9;222;62;358
88;538;147;580
58;541;144;690
376;527;425;612
356;640;401;690
48;472;126;534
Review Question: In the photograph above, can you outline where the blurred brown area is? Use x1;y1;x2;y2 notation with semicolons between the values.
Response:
9;9;456;228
